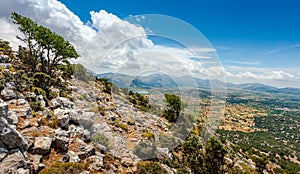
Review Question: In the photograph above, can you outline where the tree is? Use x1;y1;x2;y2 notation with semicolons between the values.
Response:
204;137;227;174
163;94;184;122
11;12;79;77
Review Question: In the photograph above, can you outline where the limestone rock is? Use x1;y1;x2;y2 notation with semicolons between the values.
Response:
53;129;70;152
157;148;173;160
1;86;17;101
57;97;74;108
77;144;95;160
0;149;30;174
31;137;52;155
71;110;95;129
0;117;28;151
6;110;18;125
68;151;80;162
0;99;8;117
54;108;70;129
49;98;61;109
85;155;104;171
8;99;32;119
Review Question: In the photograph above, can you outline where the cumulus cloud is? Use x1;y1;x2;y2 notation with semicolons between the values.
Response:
0;0;298;87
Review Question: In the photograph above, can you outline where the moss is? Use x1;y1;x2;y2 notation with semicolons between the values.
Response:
39;162;85;174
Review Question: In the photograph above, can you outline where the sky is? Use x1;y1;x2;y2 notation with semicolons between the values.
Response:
0;0;300;88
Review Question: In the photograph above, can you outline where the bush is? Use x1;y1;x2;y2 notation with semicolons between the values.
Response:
142;131;154;139
136;161;168;174
116;122;129;131
133;141;156;159
163;94;184;122
32;87;48;102
129;91;151;111
29;100;44;111
92;134;109;147
39;162;85;174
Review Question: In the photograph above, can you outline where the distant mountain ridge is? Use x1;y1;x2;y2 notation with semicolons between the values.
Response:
97;73;300;95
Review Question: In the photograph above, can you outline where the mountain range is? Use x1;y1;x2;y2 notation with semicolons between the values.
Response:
97;73;300;96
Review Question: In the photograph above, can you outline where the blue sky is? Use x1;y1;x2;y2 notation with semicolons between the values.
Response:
0;0;299;87
57;0;300;68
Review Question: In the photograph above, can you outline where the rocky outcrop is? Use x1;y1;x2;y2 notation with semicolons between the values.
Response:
0;83;18;101
0;149;31;174
31;137;52;155
0;99;8;117
54;108;70;129
8;99;32;119
0;117;28;152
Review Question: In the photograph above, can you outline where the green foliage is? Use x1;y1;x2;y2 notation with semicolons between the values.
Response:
141;131;155;139
129;91;151;111
29;100;44;112
73;63;87;81
33;72;52;90
163;94;184;122
97;78;113;94
39;162;85;174
0;39;14;59
32;87;48;103
204;137;227;174
182;135;205;174
116;122;129;131
11;12;79;77
136;161;168;174
133;141;156;159
92;134;109;147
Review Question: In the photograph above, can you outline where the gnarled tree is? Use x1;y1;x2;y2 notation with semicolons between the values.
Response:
11;12;79;77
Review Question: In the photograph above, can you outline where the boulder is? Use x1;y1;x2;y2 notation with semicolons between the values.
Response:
0;117;28;151
53;130;69;152
8;99;32;119
85;155;104;171
54;108;70;129
31;137;52;155
49;98;61;109
6;111;18;125
0;149;31;174
68;151;80;162
77;144;95;160
71;110;95;129
0;99;8;117
57;97;74;108
1;87;17;101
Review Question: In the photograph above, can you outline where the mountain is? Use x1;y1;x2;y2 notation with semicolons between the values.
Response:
97;73;300;96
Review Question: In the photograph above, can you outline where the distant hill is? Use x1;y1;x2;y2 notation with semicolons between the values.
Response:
97;73;300;95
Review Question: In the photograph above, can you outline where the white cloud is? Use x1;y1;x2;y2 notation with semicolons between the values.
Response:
0;0;298;88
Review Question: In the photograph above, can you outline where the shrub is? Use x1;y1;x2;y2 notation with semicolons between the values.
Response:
32;87;48;103
116;122;129;131
92;134;109;147
136;161;168;174
29;100;44;112
142;131;155;139
163;94;184;122
39;162;85;174
133;141;156;159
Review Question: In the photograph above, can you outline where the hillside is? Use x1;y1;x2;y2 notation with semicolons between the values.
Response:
0;13;300;174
